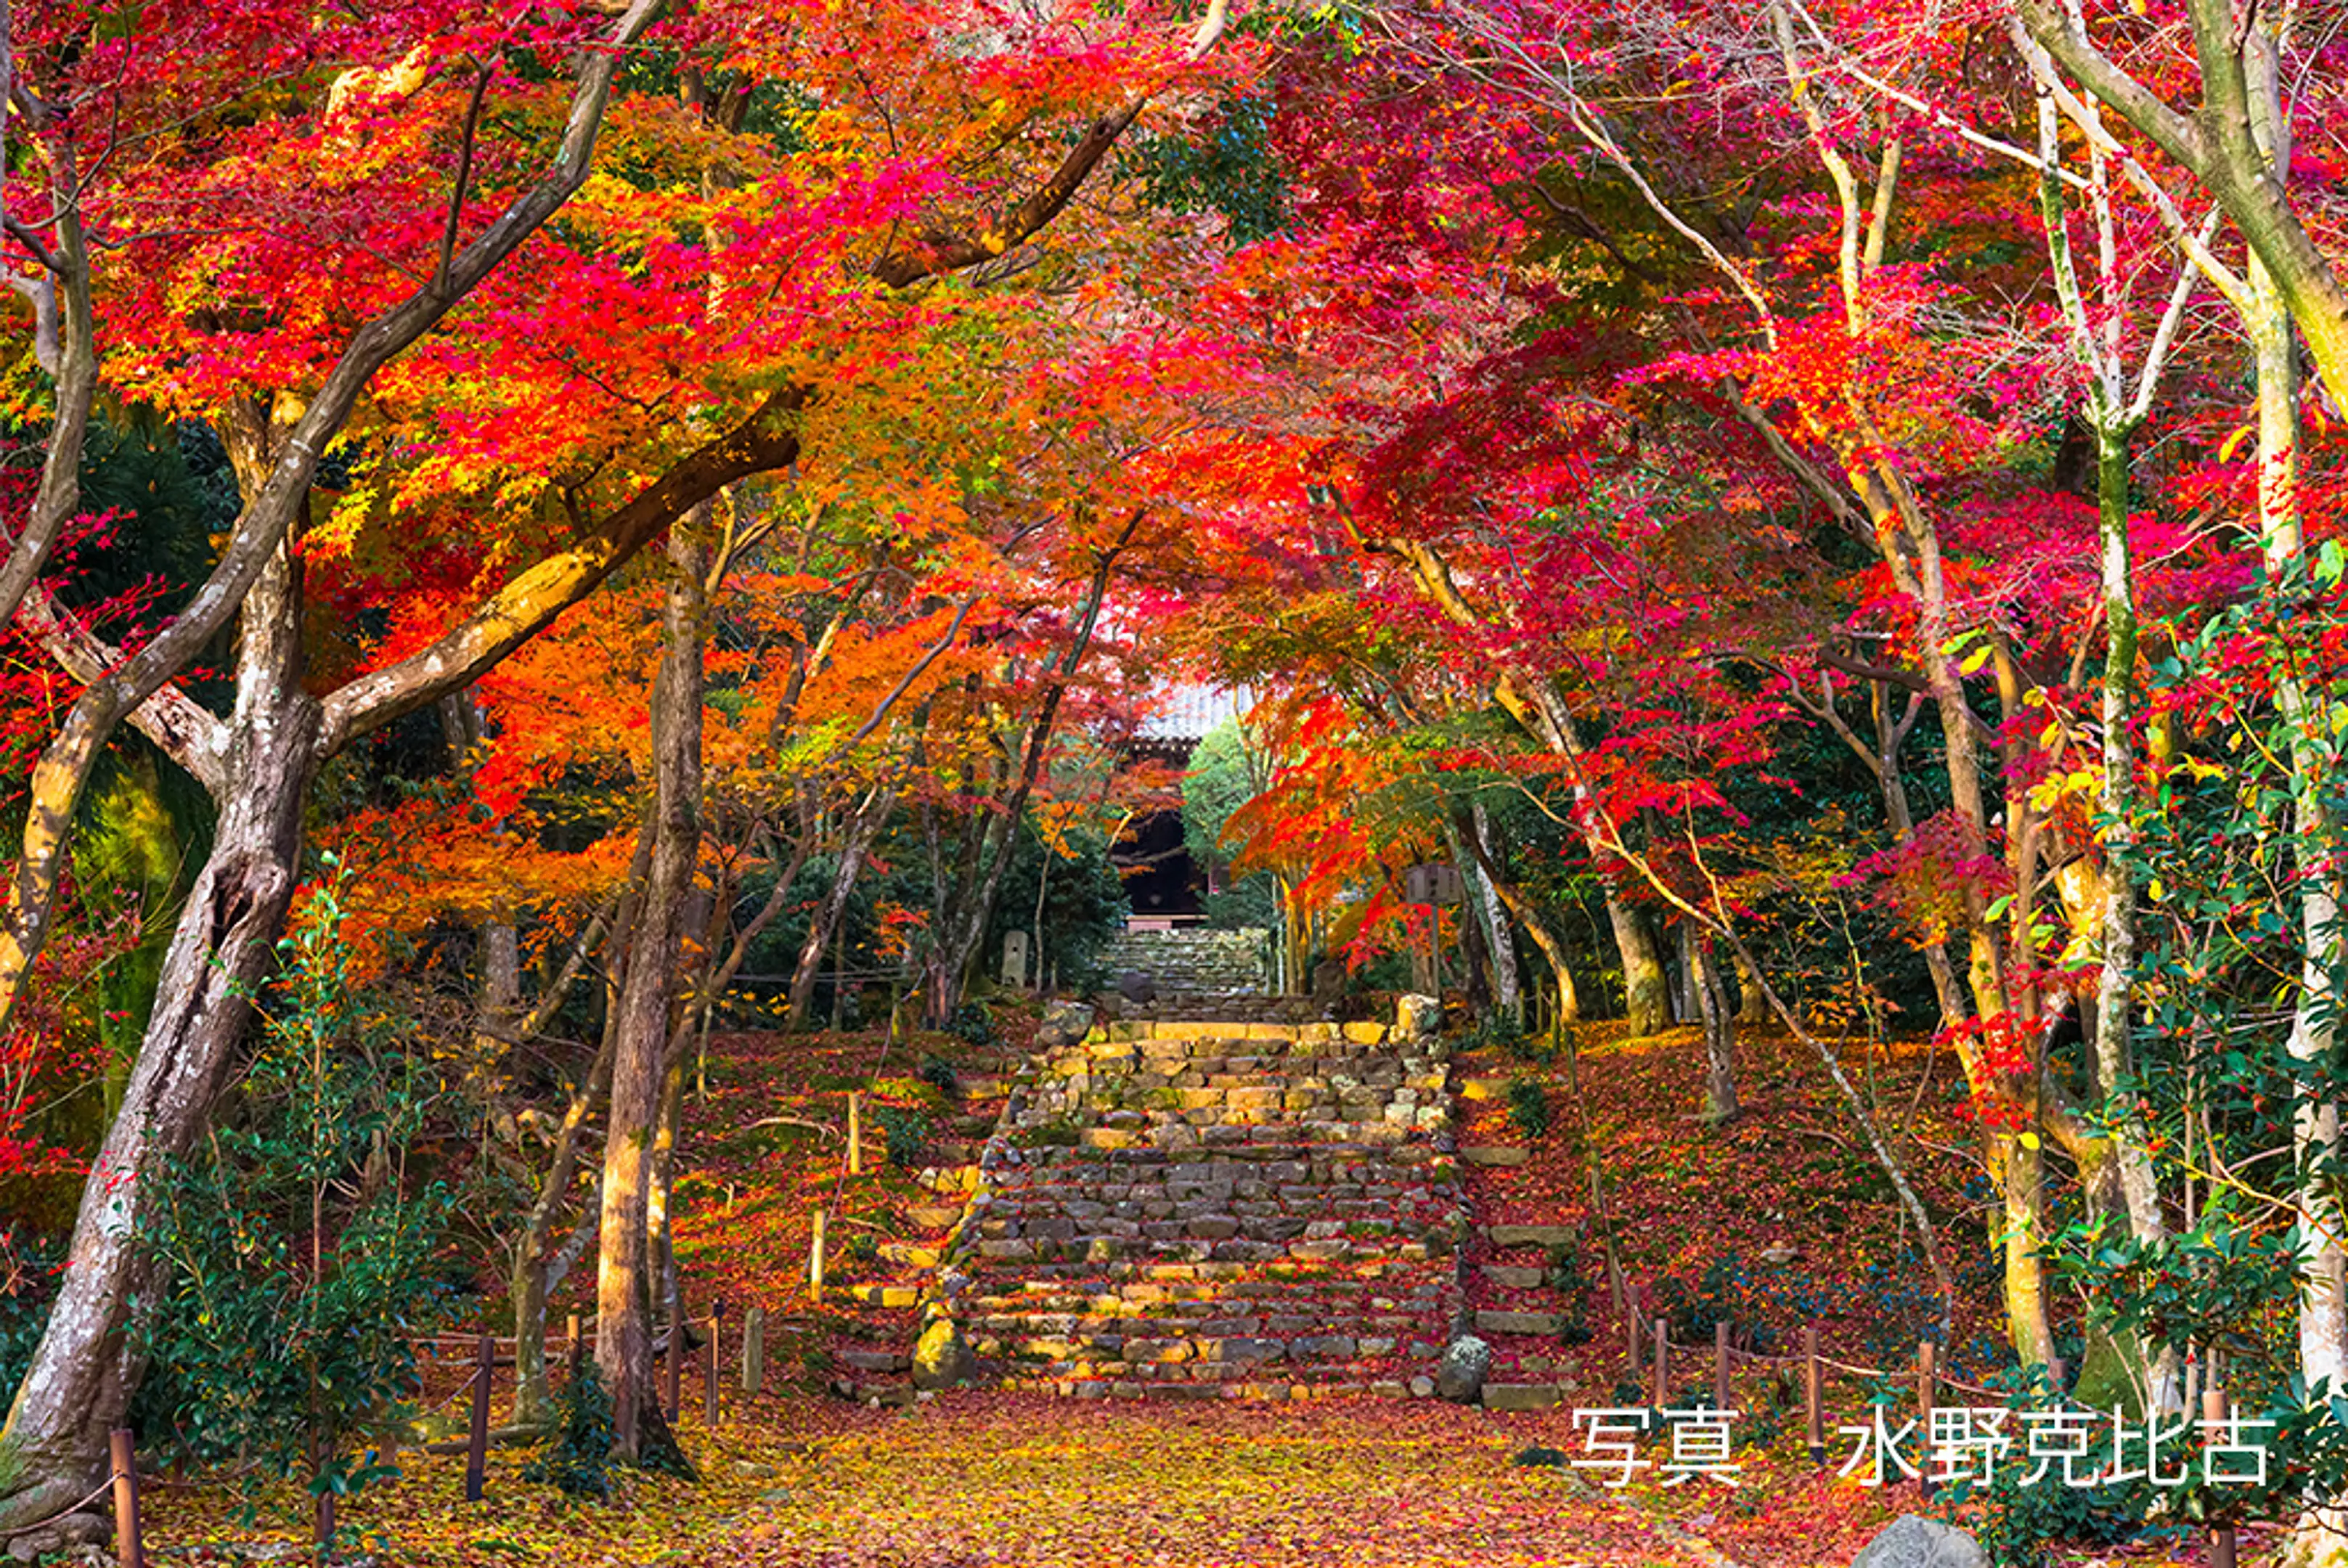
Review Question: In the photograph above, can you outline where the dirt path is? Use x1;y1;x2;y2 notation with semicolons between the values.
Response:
696;1394;1708;1567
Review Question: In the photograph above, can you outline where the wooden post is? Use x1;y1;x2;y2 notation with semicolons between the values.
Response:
109;1428;144;1568
1803;1324;1825;1464
1591;1169;1622;1314
809;1209;827;1302
465;1335;492;1503
566;1311;584;1384
742;1306;767;1395
315;1478;335;1554
1650;1319;1668;1409
2206;1384;2238;1568
847;1093;863;1177
1916;1340;1936;1498
664;1310;683;1423
1713;1321;1731;1410
1625;1286;1642;1371
704;1306;722;1429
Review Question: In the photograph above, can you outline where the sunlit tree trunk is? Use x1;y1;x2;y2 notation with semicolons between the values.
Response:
595;522;706;1459
2247;260;2348;1408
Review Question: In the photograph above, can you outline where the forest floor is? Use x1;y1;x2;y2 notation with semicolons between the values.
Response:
136;1007;2269;1566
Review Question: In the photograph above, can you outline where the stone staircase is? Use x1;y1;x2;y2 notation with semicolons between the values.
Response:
1096;926;1273;1001
918;1002;1465;1399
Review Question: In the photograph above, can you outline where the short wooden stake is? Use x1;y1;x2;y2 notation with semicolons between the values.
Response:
704;1307;722;1429
1650;1319;1669;1409
848;1093;864;1177
2206;1384;2238;1568
465;1334;492;1503
1626;1287;1642;1371
1916;1340;1936;1497
1713;1320;1731;1410
1803;1324;1825;1464
809;1209;827;1302
567;1311;584;1384
110;1427;144;1568
742;1306;767;1395
664;1311;683;1422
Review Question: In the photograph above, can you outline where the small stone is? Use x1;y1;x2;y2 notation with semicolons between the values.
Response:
1475;1310;1565;1336
1409;1375;1436;1398
1850;1514;1989;1568
1036;1000;1097;1050
1435;1335;1491;1403
1461;1146;1528;1167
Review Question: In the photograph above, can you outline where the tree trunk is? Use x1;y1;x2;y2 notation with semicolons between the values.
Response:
1609;899;1669;1036
595;523;706;1459
2000;1128;2057;1372
0;550;319;1531
505;1015;619;1433
1462;800;1524;1026
1694;934;1739;1125
2246;258;2348;1414
786;799;889;1032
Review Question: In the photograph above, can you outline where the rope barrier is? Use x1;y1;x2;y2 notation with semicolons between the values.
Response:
1709;1343;2020;1400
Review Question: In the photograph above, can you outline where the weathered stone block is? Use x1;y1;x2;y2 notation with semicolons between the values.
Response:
1481;1382;1560;1412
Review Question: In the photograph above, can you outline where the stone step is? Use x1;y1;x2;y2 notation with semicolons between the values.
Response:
916;999;1453;1400
985;1351;1414;1381
963;1238;1443;1267
990;1371;1409;1399
992;1140;1451;1172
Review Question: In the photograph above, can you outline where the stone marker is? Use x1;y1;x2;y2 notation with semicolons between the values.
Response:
912;1317;977;1391
1395;992;1441;1040
1435;1335;1491;1404
1000;930;1030;989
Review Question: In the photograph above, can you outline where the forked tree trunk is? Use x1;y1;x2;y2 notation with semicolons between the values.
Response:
786;799;890;1032
0;552;319;1528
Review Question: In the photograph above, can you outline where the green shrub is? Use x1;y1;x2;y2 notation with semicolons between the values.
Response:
134;867;455;1540
1506;1077;1552;1140
522;1361;617;1499
875;1106;930;1167
917;1053;961;1096
947;1003;998;1049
